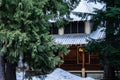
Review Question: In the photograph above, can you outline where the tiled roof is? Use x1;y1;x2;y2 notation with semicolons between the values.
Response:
52;28;105;45
49;0;105;22
90;27;105;39
53;34;89;45
73;0;105;14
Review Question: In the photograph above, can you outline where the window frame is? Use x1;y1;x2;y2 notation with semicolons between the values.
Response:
64;21;85;34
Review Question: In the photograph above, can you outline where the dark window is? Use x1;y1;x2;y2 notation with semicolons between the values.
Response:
64;21;85;34
71;22;77;33
78;21;84;33
49;27;53;34
52;27;58;34
64;23;71;34
50;23;58;34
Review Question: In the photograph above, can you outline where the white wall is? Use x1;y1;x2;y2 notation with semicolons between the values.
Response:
85;21;91;34
58;28;64;35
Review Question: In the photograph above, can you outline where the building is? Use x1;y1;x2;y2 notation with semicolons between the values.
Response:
50;0;105;71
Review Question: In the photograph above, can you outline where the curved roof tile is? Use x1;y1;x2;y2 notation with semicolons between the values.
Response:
52;28;105;45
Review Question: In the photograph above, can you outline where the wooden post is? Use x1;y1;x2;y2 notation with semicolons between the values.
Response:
81;52;85;77
79;47;86;77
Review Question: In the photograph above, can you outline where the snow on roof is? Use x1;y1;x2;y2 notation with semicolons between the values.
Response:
68;13;91;21
72;0;105;14
52;28;105;45
69;0;105;21
49;0;105;22
53;34;89;45
90;27;105;39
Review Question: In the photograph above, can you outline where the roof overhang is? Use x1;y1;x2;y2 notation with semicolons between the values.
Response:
49;0;105;22
52;27;105;45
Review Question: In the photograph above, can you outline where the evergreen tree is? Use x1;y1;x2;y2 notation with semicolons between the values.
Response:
86;0;120;80
0;0;80;80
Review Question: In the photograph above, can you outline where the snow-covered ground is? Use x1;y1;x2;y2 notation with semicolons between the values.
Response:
16;68;94;80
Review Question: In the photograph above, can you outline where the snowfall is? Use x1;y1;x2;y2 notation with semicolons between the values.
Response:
16;68;94;80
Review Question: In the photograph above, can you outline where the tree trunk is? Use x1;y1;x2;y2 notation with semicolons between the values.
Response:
5;62;16;80
0;54;5;80
103;64;115;80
